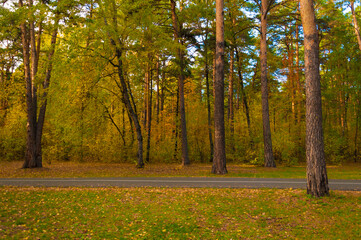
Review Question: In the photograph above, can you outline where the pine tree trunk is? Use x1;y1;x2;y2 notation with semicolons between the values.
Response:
170;0;190;166
212;0;227;174
235;48;252;147
204;28;214;162
355;98;360;162
296;23;302;126
260;0;276;168
228;48;234;135
156;57;160;123
145;62;152;163
300;0;329;197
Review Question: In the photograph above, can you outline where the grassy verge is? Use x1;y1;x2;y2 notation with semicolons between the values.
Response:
1;161;361;179
0;187;360;239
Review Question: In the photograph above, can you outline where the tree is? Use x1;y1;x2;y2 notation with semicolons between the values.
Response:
19;0;60;168
212;0;227;174
300;0;329;197
170;0;190;166
97;0;148;168
260;0;276;167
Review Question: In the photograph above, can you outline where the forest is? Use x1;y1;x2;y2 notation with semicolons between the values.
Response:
1;0;360;173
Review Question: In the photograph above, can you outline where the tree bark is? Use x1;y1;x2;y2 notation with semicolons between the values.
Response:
146;67;153;162
295;22;302;125
212;0;227;174
20;0;59;168
235;48;252;146
300;0;329;197
228;48;234;134
355;98;360;162
20;0;37;168
156;57;160;122
116;48;144;168
35;19;59;166
260;0;276;168
204;26;214;162
170;0;190;166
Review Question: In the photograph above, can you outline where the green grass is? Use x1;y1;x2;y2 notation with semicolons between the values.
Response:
1;161;361;179
0;187;360;239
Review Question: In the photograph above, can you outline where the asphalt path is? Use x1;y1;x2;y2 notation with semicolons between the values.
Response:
0;177;361;190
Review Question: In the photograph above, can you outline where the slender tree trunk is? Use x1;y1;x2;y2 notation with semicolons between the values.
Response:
173;88;179;160
161;60;165;113
228;48;234;134
300;0;329;197
170;0;190;166
235;48;252;146
295;23;302;125
228;49;234;121
212;0;227;174
156;57;160;123
144;60;150;162
116;49;144;168
260;0;276;167
287;30;296;124
205;28;214;162
35;19;59;166
143;66;149;129
355;98;360;162
146;68;152;163
20;3;37;168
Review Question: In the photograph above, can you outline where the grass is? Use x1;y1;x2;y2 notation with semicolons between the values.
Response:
0;186;360;239
1;161;361;179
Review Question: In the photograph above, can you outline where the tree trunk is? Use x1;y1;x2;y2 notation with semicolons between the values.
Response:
260;0;276;168
161;60;165;113
143;65;149;129
20;0;58;168
300;0;329;197
355;98;360;162
170;0;190;166
212;0;227;174
228;48;234;134
204;26;214;162
173;87;179;160
35;19;59;166
296;23;302;126
20;7;37;168
116;48;144;168
156;57;160;122
235;48;252;146
145;62;152;163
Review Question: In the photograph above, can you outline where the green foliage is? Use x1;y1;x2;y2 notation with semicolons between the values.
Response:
0;106;26;161
2;0;361;167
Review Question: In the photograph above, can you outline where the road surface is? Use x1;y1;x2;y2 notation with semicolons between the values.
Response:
0;177;361;190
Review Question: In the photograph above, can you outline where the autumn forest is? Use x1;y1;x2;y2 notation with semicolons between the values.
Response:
1;0;360;193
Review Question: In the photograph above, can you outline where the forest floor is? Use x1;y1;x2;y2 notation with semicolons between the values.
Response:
1;161;361;179
1;186;360;239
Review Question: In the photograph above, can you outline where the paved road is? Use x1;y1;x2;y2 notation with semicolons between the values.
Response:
0;177;361;190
